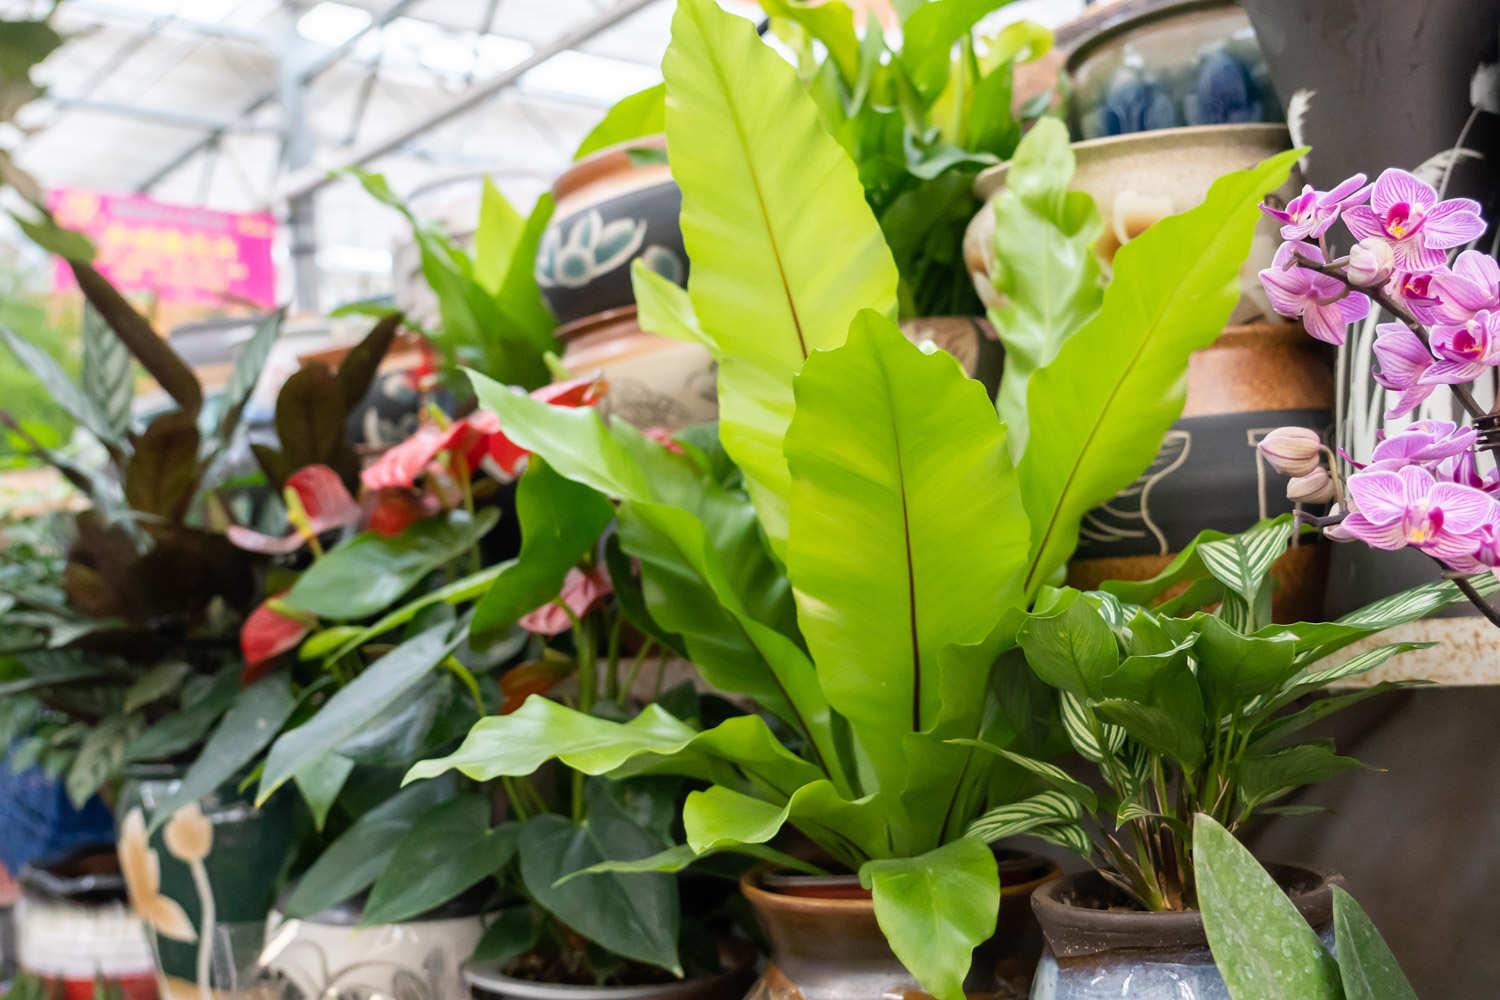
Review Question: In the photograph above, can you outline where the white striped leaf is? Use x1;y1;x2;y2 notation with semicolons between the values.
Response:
1197;517;1295;604
948;740;1098;811
1029;821;1092;857
1061;690;1125;764
80;304;133;436
965;790;1082;844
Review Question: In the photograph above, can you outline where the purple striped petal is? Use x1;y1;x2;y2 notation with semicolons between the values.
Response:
1420;358;1489;385
1372;168;1438;217
1347;470;1409;523
1430;483;1498;534
1421;199;1486;247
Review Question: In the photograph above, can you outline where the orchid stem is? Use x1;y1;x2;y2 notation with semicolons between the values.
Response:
1447;570;1500;629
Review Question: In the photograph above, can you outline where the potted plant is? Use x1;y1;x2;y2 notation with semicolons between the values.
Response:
404;0;1303;995
1001;514;1481;996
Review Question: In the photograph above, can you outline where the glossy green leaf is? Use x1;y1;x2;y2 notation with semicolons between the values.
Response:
757;0;858;83
361;796;516;925
519;784;680;972
472;906;540;965
293;752;353;831
1018;149;1302;596
149;674;297;829
631;260;710;347
471;458;613;642
1194;813;1342;1000
666;0;898;553
308;564;506;665
784;312;1028;736
574;83;666;160
283;776;457;917
682;781;886;865
985;118;1103;455
559;839;822;884
900;0;1015;99
492;193;556;351
284;509;497;620
860;838;999;1000
474;177;526;295
1235;742;1365;808
1194;616;1299;719
258;625;457;803
1333;885;1418;1000
1017;591;1119;700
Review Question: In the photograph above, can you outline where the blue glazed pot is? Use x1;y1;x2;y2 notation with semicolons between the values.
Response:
1067;0;1282;140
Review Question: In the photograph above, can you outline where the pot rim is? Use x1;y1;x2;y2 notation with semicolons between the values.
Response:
1065;0;1244;71
972;122;1292;200
463;962;744;1000
1031;864;1340;959
19;843;126;903
742;849;1063;911
553;134;669;204
557;304;639;343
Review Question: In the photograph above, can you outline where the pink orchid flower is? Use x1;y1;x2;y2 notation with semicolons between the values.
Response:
1421;310;1500;385
1371;323;1437;419
1331;464;1497;564
1367;419;1477;470
226;465;361;555
1261;174;1368;241
1343;169;1484;272
1433;249;1500;324
1385;271;1446;324
1259;242;1371;345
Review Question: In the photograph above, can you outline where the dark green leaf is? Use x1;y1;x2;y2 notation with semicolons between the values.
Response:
294;752;354;831
361;795;515;925
125;667;239;762
1017;591;1119;700
1194;616;1298;719
472;906;540;965
1236;742;1366;808
1333;885;1418;1000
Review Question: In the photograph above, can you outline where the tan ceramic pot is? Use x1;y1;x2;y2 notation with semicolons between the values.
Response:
742;852;1061;1000
898;316;1003;397
963;123;1298;326
558;306;716;430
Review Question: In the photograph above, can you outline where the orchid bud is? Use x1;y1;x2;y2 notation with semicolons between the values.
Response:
1287;467;1337;504
1347;237;1395;287
1258;426;1323;477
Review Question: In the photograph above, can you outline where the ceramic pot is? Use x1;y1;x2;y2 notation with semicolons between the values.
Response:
1029;867;1336;999
256;888;493;1000
742;851;1061;1000
1066;321;1333;622
1066;0;1281;141
964;123;1298;325
465;965;752;1000
898;316;1003;397
15;845;156;1000
558;306;716;429
537;135;687;327
117;765;296;998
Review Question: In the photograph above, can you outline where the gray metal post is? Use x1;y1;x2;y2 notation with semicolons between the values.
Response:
279;32;322;313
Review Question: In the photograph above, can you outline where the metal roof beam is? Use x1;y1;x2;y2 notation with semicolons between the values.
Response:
37;95;281;134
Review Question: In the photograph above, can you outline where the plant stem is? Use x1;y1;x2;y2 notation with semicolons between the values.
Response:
453;454;482;576
571;613;597;822
604;612;623;702
1448;571;1500;629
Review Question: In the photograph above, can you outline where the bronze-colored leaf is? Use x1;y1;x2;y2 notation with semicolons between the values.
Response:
124;411;202;522
251;442;291;490
336;311;403;412
69;261;202;417
275;362;347;473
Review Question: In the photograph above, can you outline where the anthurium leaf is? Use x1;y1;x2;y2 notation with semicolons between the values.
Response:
471;458;613;642
293;752;354;831
1194;813;1342;1000
212;308;285;446
519;785;680;973
574;83;666;160
1;325;124;455
472;905;541;965
283;509;497;620
1333;885;1418;1000
79;306;133;439
311;564;507;665
985;118;1103;456
282;776;458;917
1018;148;1303;597
124;410;201;521
1193;616;1299;719
632;260;710;347
124;667;239;762
784;311;1028;738
274;362;348;476
1017;590;1119;701
335;680;449;767
665;0;899;555
859;837;999;1000
361;796;516;926
147;674;297;830
258;625;458;804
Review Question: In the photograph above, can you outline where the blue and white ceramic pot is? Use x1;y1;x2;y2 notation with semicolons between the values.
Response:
1029;868;1336;1000
536;135;687;328
1066;0;1281;141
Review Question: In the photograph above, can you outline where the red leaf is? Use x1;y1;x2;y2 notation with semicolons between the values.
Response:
499;658;577;714
240;596;312;684
364;488;437;536
517;565;613;636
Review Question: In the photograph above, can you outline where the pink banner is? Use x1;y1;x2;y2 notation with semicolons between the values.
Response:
48;189;276;310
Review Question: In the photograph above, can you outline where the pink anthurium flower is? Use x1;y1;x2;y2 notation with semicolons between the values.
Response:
1259;242;1371;345
1434;249;1500;324
1371;323;1437;419
240;595;315;684
1260;173;1368;241
486;376;609;475
226;465;361;555
1343;168;1485;272
1331;464;1498;565
517;565;613;636
1421;311;1500;385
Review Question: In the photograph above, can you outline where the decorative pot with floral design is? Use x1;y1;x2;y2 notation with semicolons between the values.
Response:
117;766;296;998
558;306;716;430
1066;0;1280;140
741;851;1060;1000
1029;867;1336;999
536;135;687;327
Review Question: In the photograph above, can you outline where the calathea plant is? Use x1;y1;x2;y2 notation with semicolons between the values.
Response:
405;0;1300;994
1001;514;1491;911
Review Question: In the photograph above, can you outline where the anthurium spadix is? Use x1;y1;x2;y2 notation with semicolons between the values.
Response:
407;0;1301;994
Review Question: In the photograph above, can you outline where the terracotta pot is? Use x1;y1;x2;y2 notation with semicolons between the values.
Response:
1067;321;1333;622
741;851;1061;1000
965;123;1298;325
537;135;687;327
559;306;716;430
464;963;753;1000
898;316;1003;397
1066;0;1282;140
1029;867;1337;999
16;845;156;1000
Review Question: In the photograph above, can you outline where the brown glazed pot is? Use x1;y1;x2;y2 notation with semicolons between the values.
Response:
1029;867;1337;999
742;851;1061;1000
558;305;717;430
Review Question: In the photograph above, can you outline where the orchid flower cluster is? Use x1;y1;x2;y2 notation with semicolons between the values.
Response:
1256;167;1500;609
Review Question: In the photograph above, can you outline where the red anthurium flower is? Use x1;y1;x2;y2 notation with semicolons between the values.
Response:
489;376;608;475
517;565;613;636
642;426;684;454
240;595;316;684
498;657;577;714
227;465;361;554
364;488;439;537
